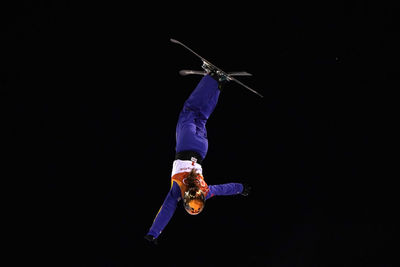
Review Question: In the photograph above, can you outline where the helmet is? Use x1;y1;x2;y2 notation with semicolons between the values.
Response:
183;188;205;215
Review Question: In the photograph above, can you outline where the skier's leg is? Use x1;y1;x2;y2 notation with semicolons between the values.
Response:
182;75;220;120
175;75;220;160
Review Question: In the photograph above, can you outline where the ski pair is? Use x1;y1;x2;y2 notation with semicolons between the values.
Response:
171;39;263;98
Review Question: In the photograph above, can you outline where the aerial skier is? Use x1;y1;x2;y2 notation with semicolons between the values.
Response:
144;39;262;245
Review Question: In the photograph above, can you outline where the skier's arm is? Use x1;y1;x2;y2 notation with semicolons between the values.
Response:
206;183;245;200
146;182;181;239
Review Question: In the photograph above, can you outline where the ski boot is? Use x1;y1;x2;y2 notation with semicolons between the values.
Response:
201;62;230;90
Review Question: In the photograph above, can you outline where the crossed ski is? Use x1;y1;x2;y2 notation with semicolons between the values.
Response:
170;38;263;98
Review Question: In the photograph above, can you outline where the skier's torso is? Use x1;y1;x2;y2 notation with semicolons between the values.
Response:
171;159;209;198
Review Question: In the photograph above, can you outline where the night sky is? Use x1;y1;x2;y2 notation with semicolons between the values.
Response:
4;1;396;266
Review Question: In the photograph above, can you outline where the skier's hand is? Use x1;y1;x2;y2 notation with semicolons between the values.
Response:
144;234;158;246
241;183;251;196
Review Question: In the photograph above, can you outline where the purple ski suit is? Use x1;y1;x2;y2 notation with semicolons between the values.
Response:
146;75;244;239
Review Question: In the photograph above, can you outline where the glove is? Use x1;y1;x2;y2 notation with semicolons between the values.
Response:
241;183;251;196
144;234;158;246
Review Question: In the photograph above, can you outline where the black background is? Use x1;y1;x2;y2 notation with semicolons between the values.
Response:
3;1;397;266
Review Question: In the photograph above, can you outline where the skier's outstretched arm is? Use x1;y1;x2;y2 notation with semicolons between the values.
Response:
145;182;181;242
207;183;251;199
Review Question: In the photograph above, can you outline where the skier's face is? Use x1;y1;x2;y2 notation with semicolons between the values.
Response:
185;199;204;215
183;189;205;215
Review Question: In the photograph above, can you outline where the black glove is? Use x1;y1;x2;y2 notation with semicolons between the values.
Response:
144;234;158;246
241;183;251;196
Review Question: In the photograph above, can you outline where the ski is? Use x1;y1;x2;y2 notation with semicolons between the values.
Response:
179;70;253;77
170;38;263;98
179;70;208;76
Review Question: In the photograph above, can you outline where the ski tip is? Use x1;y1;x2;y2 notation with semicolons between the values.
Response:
179;70;190;76
251;89;264;98
227;71;253;77
252;91;264;98
170;38;179;44
240;71;253;76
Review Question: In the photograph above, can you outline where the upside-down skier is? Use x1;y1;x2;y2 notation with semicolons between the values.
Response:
144;40;259;245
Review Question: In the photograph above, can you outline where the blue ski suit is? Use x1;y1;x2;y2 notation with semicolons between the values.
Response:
147;75;244;239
